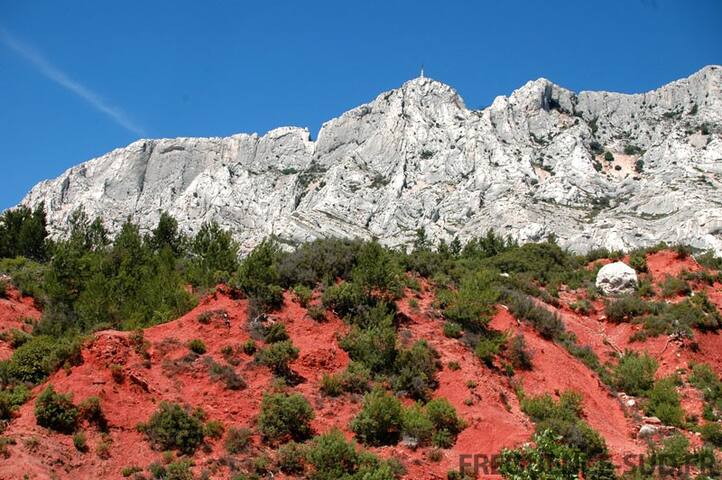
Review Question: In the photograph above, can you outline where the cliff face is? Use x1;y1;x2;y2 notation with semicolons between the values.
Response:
20;66;722;253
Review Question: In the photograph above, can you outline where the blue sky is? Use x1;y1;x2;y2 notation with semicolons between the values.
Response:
1;0;720;209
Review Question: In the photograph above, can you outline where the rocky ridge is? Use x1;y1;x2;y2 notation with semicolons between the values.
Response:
18;66;722;253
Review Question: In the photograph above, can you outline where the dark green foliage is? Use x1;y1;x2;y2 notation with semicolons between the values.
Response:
224;426;252;453
0;385;29;420
148;212;185;256
351;388;404;446
0;257;48;301
700;422;722;447
604;151;614;162
624;144;644;155
1;335;82;384
235;239;283;312
474;333;506;366
441;269;499;332
187;221;239;288
205;358;246;390
257;392;314;443
292;284;313;307
255;340;299;376
262;322;289;343
278;440;306;474
644;376;684;426
351;241;402;297
322;281;368;317
320;362;371;397
34;385;79;433
425;398;465;446
443;322;462;338
0;204;49;261
628;250;648;272
72;431;87;452
634;159;644;173
660;275;691;298
400;403;434;446
613;351;658;396
508;333;533;370
306;428;400;480
604;295;654;323
391;340;439;401
203;420;224;440
503;290;564;340
278;238;362;287
187;338;206;354
340;315;397;375
137;402;205;454
498;429;609;480
78;396;108;431
520;390;607;458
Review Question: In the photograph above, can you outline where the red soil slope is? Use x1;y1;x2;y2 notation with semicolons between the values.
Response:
1;251;721;479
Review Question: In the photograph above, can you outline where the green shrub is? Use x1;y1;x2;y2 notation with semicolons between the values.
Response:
322;281;367;317
293;284;313;307
351;241;402;296
475;334;506;366
443;322;462;339
137;402;205;454
257;392;314;443
654;433;690;468
79;396;108;431
425;398;465;443
604;151;614;162
307;305;327;322
570;299;592;315
34;385;78;433
121;465;143;477
645;376;684;426
340;318;397;375
613;351;658;396
305;428;400;480
235;239;284;312
0;280;7;298
504;291;564;340
0;385;29;420
262;322;289;343
351;388;404;446
689;363;722;403
73;431;87;452
508;333;533;370
320;373;343;397
206;358;245;390
401;403;434;446
277;441;306;474
255;340;299;376
628;250;648;272
391;340;439;401
700;422;722;447
278;238;362;288
224;426;252;453
242;339;257;355
660;275;691;298
442;270;499;332
604;295;654;323
164;460;194;480
339;361;372;394
203;419;224;439
187;339;206;355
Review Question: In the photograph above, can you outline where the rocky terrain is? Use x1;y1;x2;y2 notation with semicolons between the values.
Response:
1;249;721;479
18;66;722;254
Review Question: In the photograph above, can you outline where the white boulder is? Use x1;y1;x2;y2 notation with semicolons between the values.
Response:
596;262;638;296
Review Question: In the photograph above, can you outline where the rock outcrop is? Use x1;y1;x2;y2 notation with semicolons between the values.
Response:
596;262;639;296
17;66;722;254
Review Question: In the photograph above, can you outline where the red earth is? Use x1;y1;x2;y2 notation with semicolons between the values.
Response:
0;250;721;479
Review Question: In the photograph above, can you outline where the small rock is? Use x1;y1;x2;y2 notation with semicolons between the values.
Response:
626;399;636;407
638;424;658;438
643;416;662;425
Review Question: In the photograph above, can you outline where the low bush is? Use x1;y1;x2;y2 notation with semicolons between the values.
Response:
137;402;205;454
508;333;533;371
224;426;252;453
203;419;224;439
351;388;404;446
292;284;313;307
78;396;108;431
340;318;397;375
34;385;78;434
660;275;691;298
0;385;29;420
644;376;684;426
187;339;206;355
401;403;434;446
263;322;289;343
391;340;439;401
255;340;299;377
474;333;506;367
278;440;306;474
443;322;462;338
257;392;314;443
700;422;722;447
604;295;653;323
322;282;368;317
425;398;465;446
307;305;327;322
613;351;658;396
73;431;87;452
503;291;564;340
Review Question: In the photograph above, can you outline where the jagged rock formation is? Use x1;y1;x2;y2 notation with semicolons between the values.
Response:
18;66;722;253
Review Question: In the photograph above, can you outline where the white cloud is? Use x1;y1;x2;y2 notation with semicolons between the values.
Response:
1;28;146;136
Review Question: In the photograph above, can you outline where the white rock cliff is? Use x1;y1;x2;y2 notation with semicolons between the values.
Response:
18;66;722;254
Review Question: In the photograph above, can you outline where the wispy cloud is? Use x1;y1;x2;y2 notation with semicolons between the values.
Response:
0;28;146;136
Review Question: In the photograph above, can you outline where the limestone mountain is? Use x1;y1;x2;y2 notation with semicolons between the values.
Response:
19;66;722;253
